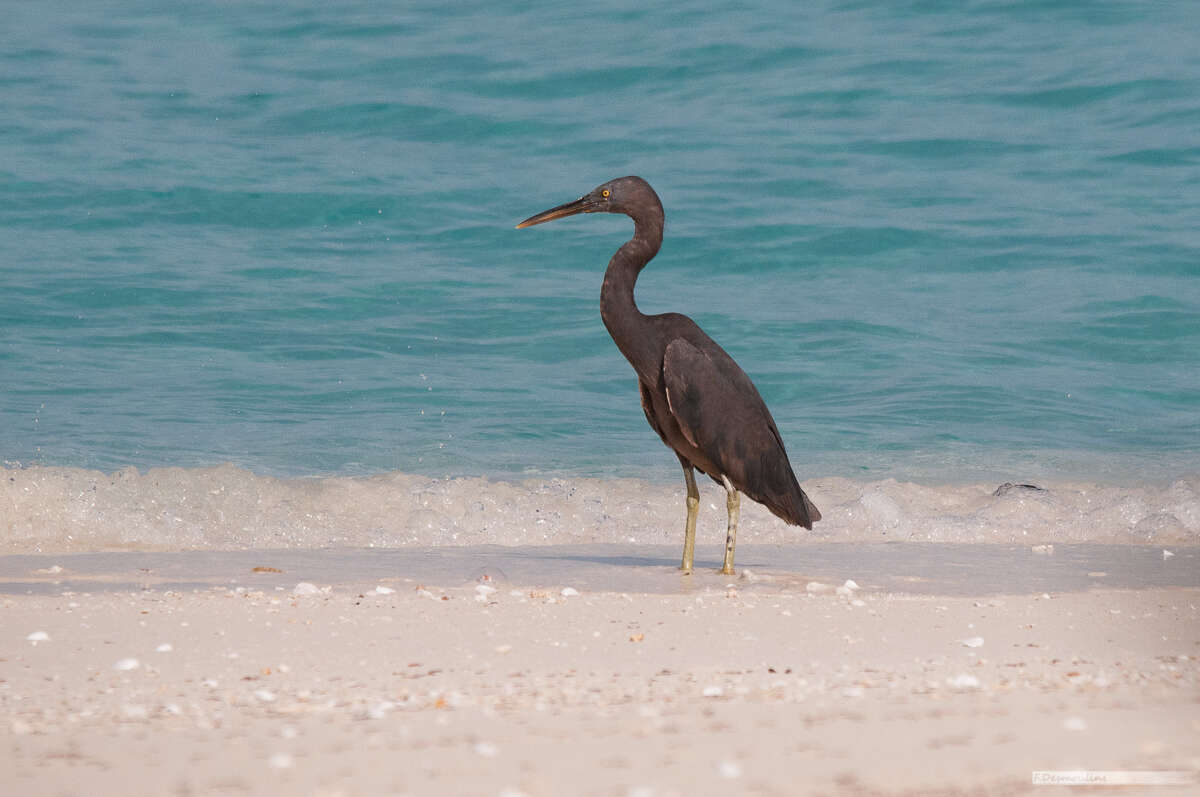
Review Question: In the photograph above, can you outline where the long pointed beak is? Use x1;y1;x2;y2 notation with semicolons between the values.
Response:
515;196;590;229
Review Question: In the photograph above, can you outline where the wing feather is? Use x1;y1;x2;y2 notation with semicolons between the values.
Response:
660;337;818;528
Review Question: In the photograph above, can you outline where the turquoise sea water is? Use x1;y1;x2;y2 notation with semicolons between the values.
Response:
3;1;1198;484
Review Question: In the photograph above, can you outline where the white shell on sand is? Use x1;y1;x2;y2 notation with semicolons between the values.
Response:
267;752;294;770
718;761;743;778
946;673;980;689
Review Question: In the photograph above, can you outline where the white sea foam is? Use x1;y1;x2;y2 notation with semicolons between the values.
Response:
1;464;1197;554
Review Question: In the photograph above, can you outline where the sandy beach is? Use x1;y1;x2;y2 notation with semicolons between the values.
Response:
6;0;1200;793
3;544;1198;796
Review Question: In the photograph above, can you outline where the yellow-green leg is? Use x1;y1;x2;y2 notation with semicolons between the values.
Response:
680;462;699;573
720;475;740;576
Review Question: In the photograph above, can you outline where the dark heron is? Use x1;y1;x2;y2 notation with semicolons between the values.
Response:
516;176;820;575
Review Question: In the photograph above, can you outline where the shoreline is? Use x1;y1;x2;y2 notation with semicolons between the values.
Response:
1;542;1197;597
4;475;1197;793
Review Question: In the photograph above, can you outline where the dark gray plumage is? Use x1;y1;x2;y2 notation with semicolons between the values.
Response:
517;176;819;574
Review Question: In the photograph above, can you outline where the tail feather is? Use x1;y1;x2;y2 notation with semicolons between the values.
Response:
798;488;821;528
762;482;820;529
751;457;821;530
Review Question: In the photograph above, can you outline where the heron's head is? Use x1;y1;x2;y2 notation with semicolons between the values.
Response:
516;176;662;229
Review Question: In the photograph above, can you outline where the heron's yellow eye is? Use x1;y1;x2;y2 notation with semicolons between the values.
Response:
601;189;610;198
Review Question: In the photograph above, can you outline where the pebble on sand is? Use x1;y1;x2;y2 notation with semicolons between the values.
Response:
366;701;395;720
718;760;743;778
946;673;980;690
114;658;141;672
961;636;985;648
268;752;294;770
26;631;50;644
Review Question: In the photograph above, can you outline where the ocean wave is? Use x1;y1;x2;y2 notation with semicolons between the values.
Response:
3;464;1196;554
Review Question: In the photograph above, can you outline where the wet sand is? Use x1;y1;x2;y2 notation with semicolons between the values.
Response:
3;545;1198;795
0;542;1198;595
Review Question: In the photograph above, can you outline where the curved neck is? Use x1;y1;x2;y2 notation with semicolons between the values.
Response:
600;212;664;378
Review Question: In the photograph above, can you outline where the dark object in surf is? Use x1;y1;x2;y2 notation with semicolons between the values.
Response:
993;482;1046;497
